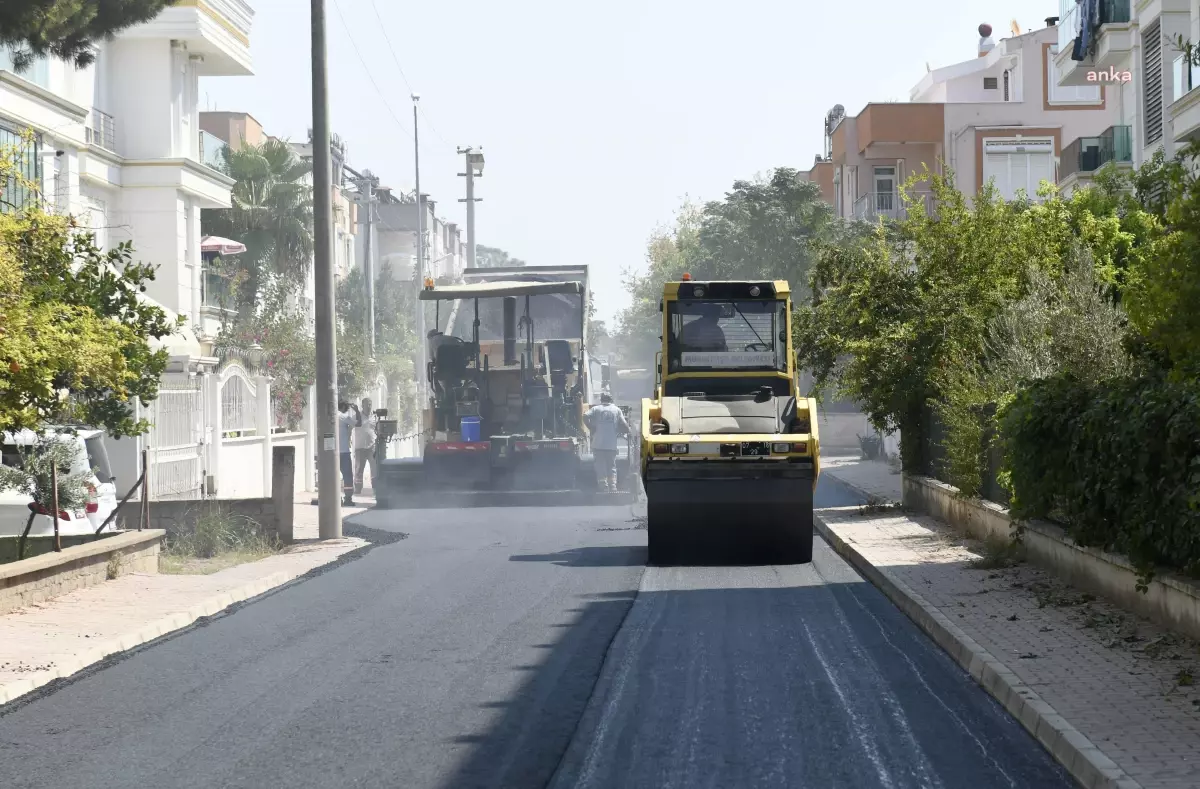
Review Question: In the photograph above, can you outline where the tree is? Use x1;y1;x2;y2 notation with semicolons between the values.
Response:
0;1;176;71
475;245;526;268
0;139;178;437
614;169;853;370
336;260;418;423
202;138;314;316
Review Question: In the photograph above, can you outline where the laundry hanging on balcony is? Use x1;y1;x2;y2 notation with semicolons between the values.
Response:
1071;0;1100;61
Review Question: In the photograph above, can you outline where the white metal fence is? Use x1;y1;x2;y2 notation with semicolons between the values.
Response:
220;363;258;436
145;373;205;500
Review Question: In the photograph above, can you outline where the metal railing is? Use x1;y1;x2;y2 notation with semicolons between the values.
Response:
1173;52;1200;102
199;130;229;174
1059;125;1133;181
1058;0;1131;56
852;190;933;222
85;108;116;152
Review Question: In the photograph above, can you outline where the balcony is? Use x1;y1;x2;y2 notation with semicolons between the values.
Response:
199;130;229;174
853;190;933;222
1170;52;1200;142
1059;126;1133;185
1054;0;1134;87
854;104;943;158
84;108;116;153
120;0;253;76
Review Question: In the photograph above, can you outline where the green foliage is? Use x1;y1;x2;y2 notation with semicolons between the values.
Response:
0;0;176;71
336;260;418;422
0;436;91;512
1;155;178;436
1000;373;1200;578
616;169;852;369
1121;140;1200;379
201;139;314;316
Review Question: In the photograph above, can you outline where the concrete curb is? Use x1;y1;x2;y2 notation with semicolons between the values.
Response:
814;513;1142;789
0;550;354;707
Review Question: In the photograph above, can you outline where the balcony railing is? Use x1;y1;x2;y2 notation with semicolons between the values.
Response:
1059;125;1133;181
1058;0;1131;56
852;190;932;222
1173;52;1200;102
84;108;116;152
198;130;230;174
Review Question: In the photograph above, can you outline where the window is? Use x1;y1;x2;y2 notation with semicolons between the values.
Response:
667;300;787;373
0;46;49;88
1003;70;1010;101
1046;45;1102;103
981;139;1055;201
984;76;998;90
1143;20;1163;145
873;167;895;212
0;123;41;213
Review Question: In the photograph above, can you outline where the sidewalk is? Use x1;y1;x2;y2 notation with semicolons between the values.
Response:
820;458;1200;789
0;499;369;706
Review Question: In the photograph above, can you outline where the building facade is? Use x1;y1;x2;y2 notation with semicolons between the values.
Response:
372;194;466;283
800;22;1121;217
0;1;254;353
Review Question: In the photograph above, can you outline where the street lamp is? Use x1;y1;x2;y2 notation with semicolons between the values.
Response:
466;148;484;174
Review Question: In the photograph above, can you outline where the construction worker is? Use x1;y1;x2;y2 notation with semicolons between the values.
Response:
337;401;361;506
353;397;378;495
585;392;631;492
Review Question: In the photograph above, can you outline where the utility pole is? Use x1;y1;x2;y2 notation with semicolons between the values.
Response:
350;171;379;359
413;95;427;436
457;147;484;270
310;0;340;537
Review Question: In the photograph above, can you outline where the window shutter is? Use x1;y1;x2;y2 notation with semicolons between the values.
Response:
1010;154;1030;198
1029;153;1053;197
983;153;1009;196
1143;20;1163;145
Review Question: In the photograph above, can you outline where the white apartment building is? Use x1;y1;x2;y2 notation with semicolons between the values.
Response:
801;22;1121;217
1053;0;1192;191
371;194;466;283
0;0;254;351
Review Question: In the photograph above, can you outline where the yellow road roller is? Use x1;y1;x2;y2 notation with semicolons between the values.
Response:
640;276;820;565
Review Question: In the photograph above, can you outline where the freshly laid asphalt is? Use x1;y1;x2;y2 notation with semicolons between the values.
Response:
0;477;1073;789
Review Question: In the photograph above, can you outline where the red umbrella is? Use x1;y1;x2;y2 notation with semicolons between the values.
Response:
201;236;247;255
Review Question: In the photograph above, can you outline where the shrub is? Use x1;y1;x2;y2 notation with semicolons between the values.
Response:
1000;373;1200;578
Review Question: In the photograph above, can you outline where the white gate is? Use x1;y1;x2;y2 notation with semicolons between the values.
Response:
146;372;206;500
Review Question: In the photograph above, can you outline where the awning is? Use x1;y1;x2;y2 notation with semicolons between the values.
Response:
419;280;583;301
201;236;247;255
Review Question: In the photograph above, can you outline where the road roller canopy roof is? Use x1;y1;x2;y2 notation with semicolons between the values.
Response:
664;280;789;300
419;280;584;300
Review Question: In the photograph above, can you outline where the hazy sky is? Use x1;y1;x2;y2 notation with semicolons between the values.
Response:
202;0;1063;326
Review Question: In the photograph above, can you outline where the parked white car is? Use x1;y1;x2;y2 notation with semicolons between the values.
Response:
0;429;120;538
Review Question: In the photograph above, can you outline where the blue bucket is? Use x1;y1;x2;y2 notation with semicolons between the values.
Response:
460;416;481;442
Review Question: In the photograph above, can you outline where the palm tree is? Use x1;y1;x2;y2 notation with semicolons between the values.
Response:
202;138;314;316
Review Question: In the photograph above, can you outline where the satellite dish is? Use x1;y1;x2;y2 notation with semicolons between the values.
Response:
1011;19;1022;35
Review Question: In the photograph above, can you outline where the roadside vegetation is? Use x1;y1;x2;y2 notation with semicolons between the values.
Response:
159;510;281;575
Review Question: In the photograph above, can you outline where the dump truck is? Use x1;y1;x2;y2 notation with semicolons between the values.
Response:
374;265;634;507
640;276;820;564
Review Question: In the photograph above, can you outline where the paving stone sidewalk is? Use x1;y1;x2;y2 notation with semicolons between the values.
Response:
821;459;1200;789
0;501;369;706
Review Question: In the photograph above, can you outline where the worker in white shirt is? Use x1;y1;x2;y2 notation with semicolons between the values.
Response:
337;401;360;506
585;392;631;492
353;397;378;495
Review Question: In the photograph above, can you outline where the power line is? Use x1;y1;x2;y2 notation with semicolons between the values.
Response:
367;0;454;150
329;0;413;141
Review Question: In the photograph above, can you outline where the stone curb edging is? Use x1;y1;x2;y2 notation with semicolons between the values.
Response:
0;543;361;708
814;513;1142;789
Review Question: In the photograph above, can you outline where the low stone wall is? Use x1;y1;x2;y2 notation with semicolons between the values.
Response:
903;473;1200;643
0;534;117;563
0;530;163;616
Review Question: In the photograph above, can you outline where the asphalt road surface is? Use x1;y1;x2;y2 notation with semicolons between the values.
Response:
0;476;1073;789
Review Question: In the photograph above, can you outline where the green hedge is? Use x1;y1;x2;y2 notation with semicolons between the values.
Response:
1000;373;1200;577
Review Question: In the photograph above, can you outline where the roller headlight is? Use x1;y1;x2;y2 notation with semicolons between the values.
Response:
670;443;689;453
